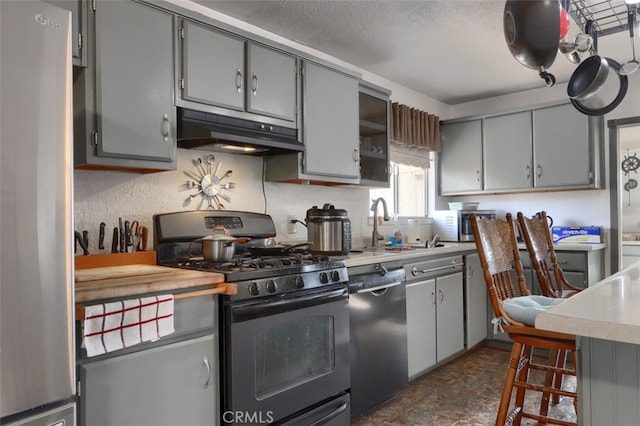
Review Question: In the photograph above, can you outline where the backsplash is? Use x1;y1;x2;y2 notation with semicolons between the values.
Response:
73;149;369;254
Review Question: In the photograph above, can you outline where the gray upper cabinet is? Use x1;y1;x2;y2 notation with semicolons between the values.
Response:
439;103;603;195
532;103;597;189
45;0;86;67
246;43;297;122
439;119;483;195
178;19;297;126
302;62;359;180
265;62;360;184
74;0;176;171
484;111;532;191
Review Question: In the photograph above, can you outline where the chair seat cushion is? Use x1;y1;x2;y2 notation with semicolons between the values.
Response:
503;295;565;326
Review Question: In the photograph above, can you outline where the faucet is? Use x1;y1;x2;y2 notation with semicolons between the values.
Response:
371;197;390;246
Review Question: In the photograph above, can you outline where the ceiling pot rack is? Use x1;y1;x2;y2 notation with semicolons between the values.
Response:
568;0;638;37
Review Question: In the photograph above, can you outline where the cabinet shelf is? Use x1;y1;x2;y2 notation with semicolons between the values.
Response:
359;119;386;132
360;150;386;160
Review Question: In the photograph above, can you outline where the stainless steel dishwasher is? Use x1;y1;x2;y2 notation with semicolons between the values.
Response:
348;261;407;420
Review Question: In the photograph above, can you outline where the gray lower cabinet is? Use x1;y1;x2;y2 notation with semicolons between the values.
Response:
464;253;487;348
406;271;464;379
519;248;604;290
74;0;177;171
265;62;360;184
80;334;217;426
439;119;483;195
577;337;640;425
178;19;297;125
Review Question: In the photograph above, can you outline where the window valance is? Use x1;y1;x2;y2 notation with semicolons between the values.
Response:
391;102;440;153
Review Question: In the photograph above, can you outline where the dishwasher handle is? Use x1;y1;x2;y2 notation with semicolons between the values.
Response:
411;260;462;277
355;280;403;294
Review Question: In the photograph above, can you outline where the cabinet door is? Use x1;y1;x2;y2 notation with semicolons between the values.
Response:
439;120;483;194
181;20;244;111
484;111;532;191
302;62;359;179
406;279;436;379
358;85;390;187
80;335;216;426
465;253;487;348
436;271;464;361
246;43;297;122
95;0;175;163
533;103;592;188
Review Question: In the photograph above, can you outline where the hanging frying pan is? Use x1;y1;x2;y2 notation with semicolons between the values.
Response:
503;0;560;86
567;20;628;116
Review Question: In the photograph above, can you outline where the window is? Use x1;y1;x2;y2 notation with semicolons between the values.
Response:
370;162;427;217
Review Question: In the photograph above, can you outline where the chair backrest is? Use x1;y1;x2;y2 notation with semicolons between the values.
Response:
470;213;530;324
516;211;578;297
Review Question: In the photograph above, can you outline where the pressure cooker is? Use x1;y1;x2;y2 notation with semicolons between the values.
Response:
306;204;351;255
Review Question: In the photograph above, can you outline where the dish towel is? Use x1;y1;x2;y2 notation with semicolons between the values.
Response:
83;295;175;357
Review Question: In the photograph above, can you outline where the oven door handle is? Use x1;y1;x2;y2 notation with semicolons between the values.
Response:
309;399;349;426
231;287;348;322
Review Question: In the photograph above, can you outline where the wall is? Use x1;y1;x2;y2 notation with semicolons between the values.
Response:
74;150;369;254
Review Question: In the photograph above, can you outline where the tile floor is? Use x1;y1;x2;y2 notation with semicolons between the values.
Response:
351;346;577;426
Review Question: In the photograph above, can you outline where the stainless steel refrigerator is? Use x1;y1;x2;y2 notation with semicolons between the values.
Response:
1;1;76;425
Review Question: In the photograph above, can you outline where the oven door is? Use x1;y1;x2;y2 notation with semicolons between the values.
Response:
223;286;350;425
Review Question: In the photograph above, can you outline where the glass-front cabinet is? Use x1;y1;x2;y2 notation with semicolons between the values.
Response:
359;83;391;187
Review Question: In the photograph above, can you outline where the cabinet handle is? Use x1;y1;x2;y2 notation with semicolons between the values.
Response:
251;72;258;95
525;164;531;179
235;69;242;93
431;290;436;307
202;355;210;389
476;170;480;183
468;265;474;279
353;147;359;164
161;114;170;142
438;288;444;304
537;164;542;178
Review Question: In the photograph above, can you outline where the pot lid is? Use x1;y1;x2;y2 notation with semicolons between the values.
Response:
306;203;349;218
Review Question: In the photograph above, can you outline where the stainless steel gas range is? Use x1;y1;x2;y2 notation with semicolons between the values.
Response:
154;211;351;426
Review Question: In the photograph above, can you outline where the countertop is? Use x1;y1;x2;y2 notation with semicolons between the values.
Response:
340;241;606;268
75;264;233;305
536;260;640;345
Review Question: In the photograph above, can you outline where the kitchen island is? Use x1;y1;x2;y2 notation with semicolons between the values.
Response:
536;261;640;425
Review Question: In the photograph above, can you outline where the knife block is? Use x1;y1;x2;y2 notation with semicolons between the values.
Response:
74;251;156;270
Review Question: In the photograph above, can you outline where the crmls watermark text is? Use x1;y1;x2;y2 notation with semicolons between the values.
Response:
223;411;275;424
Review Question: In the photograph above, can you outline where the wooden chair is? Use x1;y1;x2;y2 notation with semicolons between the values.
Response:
470;213;577;426
516;211;583;299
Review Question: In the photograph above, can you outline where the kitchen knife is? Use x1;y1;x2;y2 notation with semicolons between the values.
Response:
140;226;149;251
82;231;89;255
119;217;125;253
124;220;131;252
99;222;106;250
111;227;119;253
75;231;89;255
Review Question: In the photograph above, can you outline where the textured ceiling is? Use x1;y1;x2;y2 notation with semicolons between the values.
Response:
192;0;631;105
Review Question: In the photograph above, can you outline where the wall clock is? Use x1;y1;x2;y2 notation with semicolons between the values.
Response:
183;154;235;209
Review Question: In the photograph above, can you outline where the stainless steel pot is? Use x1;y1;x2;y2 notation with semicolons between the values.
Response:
201;225;248;261
306;204;351;255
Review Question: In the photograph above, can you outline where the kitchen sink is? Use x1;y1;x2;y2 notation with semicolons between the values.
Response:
351;245;421;253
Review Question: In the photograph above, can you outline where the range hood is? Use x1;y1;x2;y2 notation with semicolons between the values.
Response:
177;108;303;155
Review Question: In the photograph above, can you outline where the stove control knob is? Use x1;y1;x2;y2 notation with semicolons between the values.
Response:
295;275;305;289
266;280;277;294
319;272;329;284
248;282;260;296
331;270;341;282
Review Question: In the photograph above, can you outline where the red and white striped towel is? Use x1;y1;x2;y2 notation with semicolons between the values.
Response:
83;295;174;357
